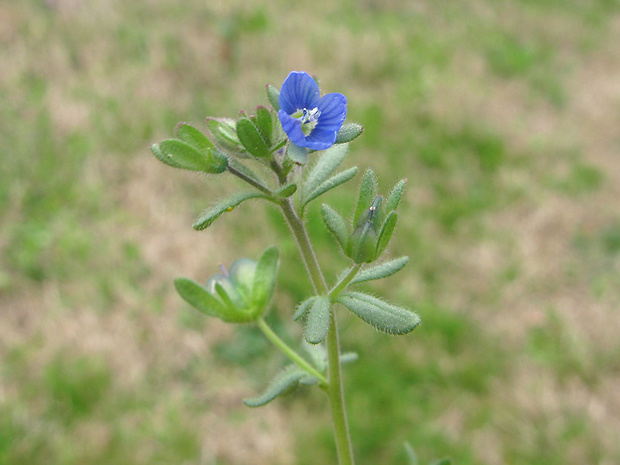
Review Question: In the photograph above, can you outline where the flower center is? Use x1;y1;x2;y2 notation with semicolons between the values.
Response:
293;107;321;136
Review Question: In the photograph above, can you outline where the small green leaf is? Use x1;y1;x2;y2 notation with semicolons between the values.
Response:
287;143;309;165
294;296;317;321
193;192;268;230
152;139;226;173
274;183;297;198
305;296;331;344
252;246;279;312
175;123;214;153
237;117;271;158
243;366;305;407
266;84;280;111
335;122;363;144
386;178;407;212
351;256;409;285
255;106;273;146
304;167;358;207
321;204;349;251
375;211;398;257
337;292;421;335
404;442;418;465
354;169;378;225
302;144;349;201
174;278;239;322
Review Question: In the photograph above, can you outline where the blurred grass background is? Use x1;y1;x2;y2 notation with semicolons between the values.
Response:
2;0;620;464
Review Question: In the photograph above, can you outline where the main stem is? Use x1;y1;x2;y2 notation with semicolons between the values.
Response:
279;198;355;465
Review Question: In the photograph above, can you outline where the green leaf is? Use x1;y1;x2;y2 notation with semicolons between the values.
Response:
337;291;421;335
252;246;279;312
302;144;349;201
255;106;273;146
305;296;331;344
175;123;214;153
304;167;358;207
174;278;240;322
354;169;378;225
321;204;349;251
193;192;268;230
152;139;227;174
386;178;407;212
287;143;309;165
274;183;297;198
236;117;271;158
375;211;398;257
205;117;248;158
266;84;280;111
294;296;317;321
335;122;363;144
404;442;418;465
351;256;409;285
243;366;305;407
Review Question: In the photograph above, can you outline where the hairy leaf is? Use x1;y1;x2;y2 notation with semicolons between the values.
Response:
305;296;331;344
252;246;279;311
237;117;271;158
243;366;305;408
337;292;420;335
294;296;318;321
321;204;349;251
375;211;398;257
351;256;409;285
386;178;407;212
302;144;349;201
304;167;358;207
335;122;363;144
174;278;239;322
193;192;268;230
266;84;280;111
354;169;377;225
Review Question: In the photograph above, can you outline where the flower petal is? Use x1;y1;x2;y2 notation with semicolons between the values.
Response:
278;110;307;147
303;93;347;150
279;72;320;115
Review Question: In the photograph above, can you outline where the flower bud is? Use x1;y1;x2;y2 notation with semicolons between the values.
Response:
175;247;279;323
346;196;383;263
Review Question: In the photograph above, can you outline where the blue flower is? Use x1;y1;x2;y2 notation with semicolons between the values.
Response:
278;71;347;151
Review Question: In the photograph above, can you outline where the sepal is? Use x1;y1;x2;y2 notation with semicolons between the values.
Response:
236;117;272;159
205;117;249;158
294;296;317;321
286;143;309;165
321;204;349;252
266;84;280;111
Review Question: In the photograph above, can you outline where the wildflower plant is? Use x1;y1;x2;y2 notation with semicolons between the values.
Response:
152;71;445;464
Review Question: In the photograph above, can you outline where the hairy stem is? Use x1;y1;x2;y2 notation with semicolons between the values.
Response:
278;197;355;465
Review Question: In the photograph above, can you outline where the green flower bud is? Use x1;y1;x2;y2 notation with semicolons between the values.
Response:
174;247;279;323
347;196;383;263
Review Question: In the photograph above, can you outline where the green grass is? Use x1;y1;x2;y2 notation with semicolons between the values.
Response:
1;0;620;464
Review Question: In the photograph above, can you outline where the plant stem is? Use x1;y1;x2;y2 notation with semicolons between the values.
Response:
278;197;355;465
257;318;327;386
329;264;362;299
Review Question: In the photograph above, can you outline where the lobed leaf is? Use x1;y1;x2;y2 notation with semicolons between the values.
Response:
193;192;268;230
243;366;305;408
305;296;331;344
335;122;363;144
336;291;421;335
302;144;349;201
354;169;377;225
351;256;409;285
321;204;349;252
304;167;358;207
236;117;271;158
375;211;398;257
